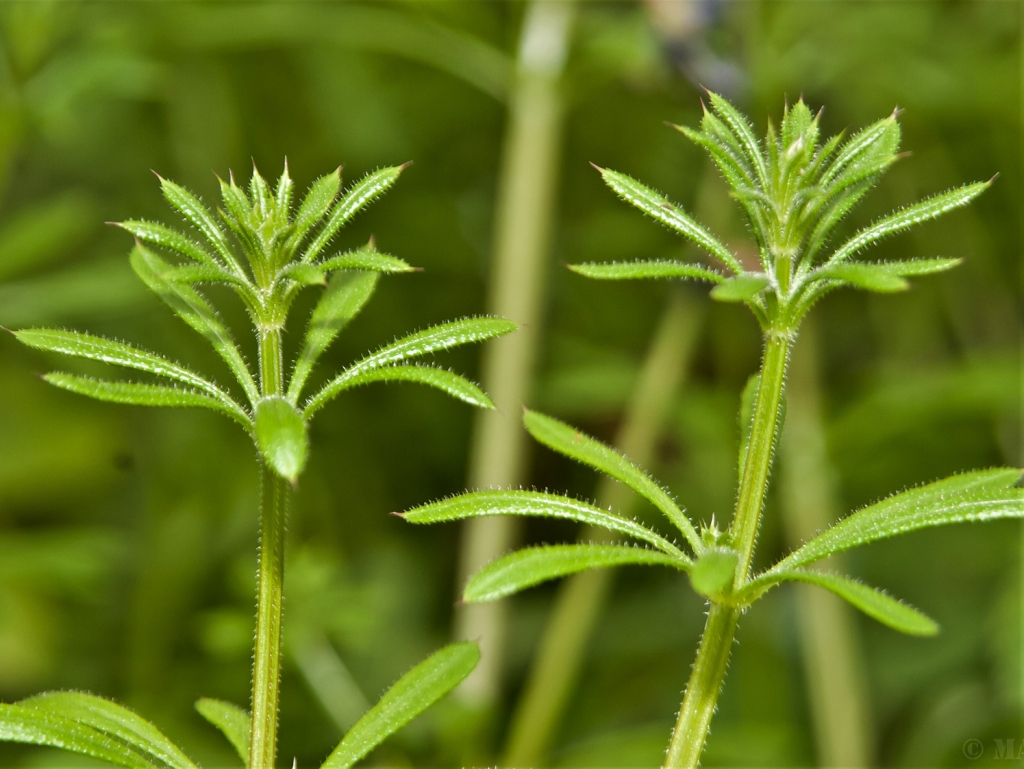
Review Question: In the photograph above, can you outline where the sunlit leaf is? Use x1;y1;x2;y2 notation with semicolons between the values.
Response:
158;175;243;275
464;544;687;603
195;698;248;763
522;410;699;548
318;244;414;274
706;91;769;189
775;469;1024;570
710;274;768;302
305;316;516;415
304;365;492;416
321;642;479;769
120;220;218;267
597;168;742;274
401;490;685;557
255;396;308;482
870;257;962;276
567;260;722;283
291;169;341;248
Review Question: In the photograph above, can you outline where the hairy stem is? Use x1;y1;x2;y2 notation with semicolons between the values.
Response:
665;331;790;768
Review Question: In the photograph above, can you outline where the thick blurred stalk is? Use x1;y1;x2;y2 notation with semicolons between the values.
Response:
503;290;702;765
454;0;576;706
779;317;873;767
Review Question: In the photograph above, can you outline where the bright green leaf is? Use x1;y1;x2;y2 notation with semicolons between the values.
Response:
815;263;908;293
304;365;492;416
158;176;242;275
871;257;962;276
689;548;738;599
318;245;414;274
710;273;769;302
255;396;309;482
195;699;248;764
291;169;342;248
321;642;479;769
464;544;687;603
567;260;723;283
706;91;769;189
281;263;326;286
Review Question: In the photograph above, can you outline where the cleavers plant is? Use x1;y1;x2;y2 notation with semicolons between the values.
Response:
401;94;1024;766
4;163;516;768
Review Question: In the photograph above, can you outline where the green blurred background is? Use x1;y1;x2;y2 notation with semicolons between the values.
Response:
0;1;1019;767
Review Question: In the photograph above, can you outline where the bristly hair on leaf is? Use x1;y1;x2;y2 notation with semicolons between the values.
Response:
575;95;990;333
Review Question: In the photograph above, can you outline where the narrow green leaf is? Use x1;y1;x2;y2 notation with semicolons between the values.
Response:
872;257;962;276
318;245;414;274
776;468;1024;570
676;124;756;192
305;316;517;416
321;642;479;769
781;99;814;153
821;115;898;186
828;182;990;265
255;396;308;482
275;162;294;215
401;490;686;557
464;544;687;603
281;263;327;286
20;692;198;769
707;91;769;188
159;176;243;274
745;570;938;636
303;166;406;263
523;410;699;549
304;365;492;416
689;547;739;599
195;699;248;764
291;170;341;248
815;263;909;293
710;273;769;302
598;168;742;274
130;244;259;405
0;703;156;769
567;260;723;283
249;167;273;220
117;221;216;267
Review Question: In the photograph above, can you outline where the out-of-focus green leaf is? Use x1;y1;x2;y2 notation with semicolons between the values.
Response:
815;263;908;292
305;316;516;415
401;490;685;557
522;410;699;547
774;469;1024;570
44;373;252;428
281;262;326;286
304;364;492;415
871;257;962;276
321;642;479;769
710;274;769;302
567;260;722;283
0;194;94;282
737;373;759;483
596;168;741;273
288;271;378;401
303;166;406;263
689;547;738;599
464;544;687;603
195;698;248;763
255;396;308;482
742;570;938;637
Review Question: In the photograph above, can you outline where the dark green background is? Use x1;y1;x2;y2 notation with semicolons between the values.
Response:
0;2;1018;766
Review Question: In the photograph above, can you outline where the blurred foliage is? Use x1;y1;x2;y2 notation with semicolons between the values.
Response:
0;1;1018;767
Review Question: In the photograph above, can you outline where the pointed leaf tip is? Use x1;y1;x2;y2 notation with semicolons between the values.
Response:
255;396;308;482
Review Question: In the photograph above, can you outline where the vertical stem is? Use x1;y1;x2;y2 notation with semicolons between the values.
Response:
250;325;286;769
454;0;576;707
665;331;791;769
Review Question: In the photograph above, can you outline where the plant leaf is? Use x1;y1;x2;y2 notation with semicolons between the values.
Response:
255;396;309;482
305;317;517;416
195;698;248;764
522;410;699;549
744;570;938;636
464;544;687;602
597;168;742;274
304;365;492;416
44;374;252;429
401;490;686;557
710;273;769;302
567;260;723;283
118;221;217;267
318;245;414;274
130;244;259;404
815;263;908;293
689;547;739;599
19;692;198;769
827;182;990;265
321;642;479;769
775;468;1024;570
291;169;342;248
737;373;759;483
869;257;962;276
706;91;769;189
281;263;326;286
287;272;379;401
303;166;406;263
158;176;243;275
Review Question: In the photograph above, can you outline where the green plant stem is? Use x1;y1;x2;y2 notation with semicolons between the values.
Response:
454;0;576;707
503;289;702;765
780;317;872;767
665;331;790;768
250;326;287;769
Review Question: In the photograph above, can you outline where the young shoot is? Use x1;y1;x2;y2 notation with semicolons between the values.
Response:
7;163;516;769
401;96;1023;767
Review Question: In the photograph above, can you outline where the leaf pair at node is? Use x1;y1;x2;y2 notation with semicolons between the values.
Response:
403;410;1024;637
573;94;988;330
0;643;478;769
16;164;516;481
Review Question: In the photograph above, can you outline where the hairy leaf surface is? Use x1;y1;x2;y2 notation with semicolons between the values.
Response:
304;365;492;415
567;260;722;283
195;698;248;763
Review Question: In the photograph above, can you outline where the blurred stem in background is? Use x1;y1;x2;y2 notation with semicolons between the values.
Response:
779;317;873;768
503;289;703;766
454;0;576;707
